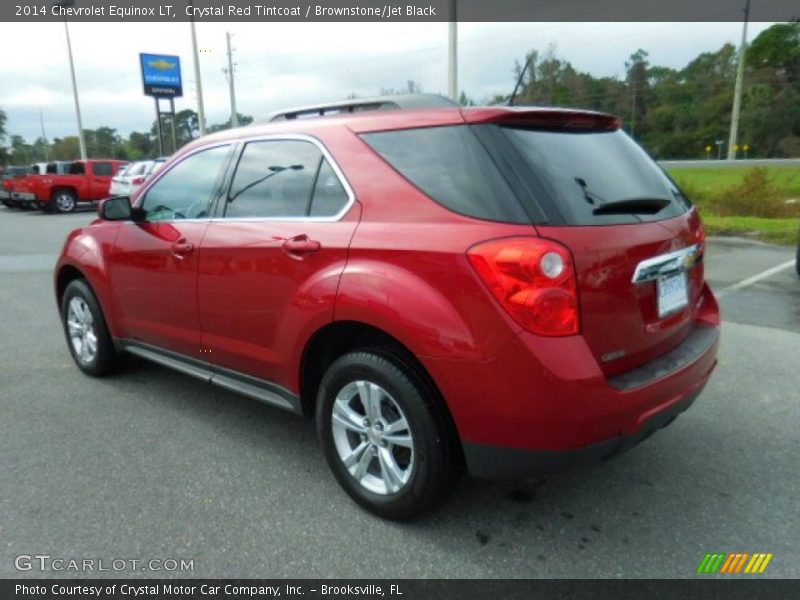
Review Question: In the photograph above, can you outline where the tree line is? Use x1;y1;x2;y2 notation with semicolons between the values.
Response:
494;22;799;159
0;111;254;165
0;22;797;165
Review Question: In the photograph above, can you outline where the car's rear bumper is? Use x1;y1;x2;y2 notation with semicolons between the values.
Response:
423;282;720;477
463;381;705;478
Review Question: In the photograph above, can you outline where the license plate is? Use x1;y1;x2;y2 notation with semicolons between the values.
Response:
657;272;688;318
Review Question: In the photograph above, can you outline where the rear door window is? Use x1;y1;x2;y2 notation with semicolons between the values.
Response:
361;125;529;223
226;140;320;219
224;140;351;219
502;127;691;225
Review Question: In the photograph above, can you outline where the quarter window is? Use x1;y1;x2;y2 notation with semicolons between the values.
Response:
141;145;231;221
310;159;349;217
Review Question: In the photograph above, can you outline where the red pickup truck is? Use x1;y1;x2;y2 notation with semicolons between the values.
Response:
37;160;127;213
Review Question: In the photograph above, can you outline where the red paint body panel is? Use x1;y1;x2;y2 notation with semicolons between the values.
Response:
109;221;209;357
197;207;361;390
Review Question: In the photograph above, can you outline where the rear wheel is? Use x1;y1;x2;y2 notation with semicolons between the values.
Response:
317;349;461;520
61;279;120;376
53;190;77;213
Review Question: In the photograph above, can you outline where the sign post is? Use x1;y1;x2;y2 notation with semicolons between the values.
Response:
139;53;183;155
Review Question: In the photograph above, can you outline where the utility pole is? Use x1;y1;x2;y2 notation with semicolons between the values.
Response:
727;0;750;160
447;0;458;101
59;4;87;160
630;82;637;137
225;32;239;128
188;0;206;136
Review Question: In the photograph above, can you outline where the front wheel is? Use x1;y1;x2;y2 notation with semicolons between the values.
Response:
317;350;461;520
53;190;77;213
61;279;120;376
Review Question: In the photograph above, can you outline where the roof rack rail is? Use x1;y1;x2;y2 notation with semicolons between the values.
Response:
266;93;458;122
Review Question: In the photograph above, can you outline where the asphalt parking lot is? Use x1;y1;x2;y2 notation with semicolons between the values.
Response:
0;207;798;579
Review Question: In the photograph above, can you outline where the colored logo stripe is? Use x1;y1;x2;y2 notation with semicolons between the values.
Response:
745;553;774;574
697;553;725;573
697;553;773;574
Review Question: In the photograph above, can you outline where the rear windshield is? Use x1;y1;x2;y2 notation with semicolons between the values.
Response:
362;124;690;226
502;127;691;225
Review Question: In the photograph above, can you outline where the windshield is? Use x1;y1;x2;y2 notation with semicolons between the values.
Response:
502;127;691;225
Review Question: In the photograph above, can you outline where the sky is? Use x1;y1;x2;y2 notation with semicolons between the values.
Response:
0;21;775;143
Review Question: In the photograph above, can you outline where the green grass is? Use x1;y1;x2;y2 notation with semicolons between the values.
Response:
666;166;800;204
665;166;800;245
698;211;799;246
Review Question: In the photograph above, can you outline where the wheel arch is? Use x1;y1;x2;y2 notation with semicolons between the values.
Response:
298;320;463;458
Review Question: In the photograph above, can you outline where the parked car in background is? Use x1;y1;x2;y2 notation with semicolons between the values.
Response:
1;166;34;208
109;158;167;197
55;95;720;519
36;159;127;213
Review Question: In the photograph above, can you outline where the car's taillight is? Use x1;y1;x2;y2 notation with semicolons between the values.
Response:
467;237;579;336
131;177;145;185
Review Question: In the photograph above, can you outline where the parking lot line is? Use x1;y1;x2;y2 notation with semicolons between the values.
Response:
715;259;796;299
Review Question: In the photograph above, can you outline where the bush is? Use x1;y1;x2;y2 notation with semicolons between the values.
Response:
709;167;800;218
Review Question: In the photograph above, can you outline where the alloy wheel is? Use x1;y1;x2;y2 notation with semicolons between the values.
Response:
66;296;98;364
331;380;414;495
55;193;75;212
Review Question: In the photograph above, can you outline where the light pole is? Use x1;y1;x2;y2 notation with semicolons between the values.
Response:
727;0;750;160
55;0;87;160
447;0;458;101
188;0;206;136
225;32;239;128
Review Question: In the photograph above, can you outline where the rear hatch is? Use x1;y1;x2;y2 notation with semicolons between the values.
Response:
360;108;705;376
468;111;705;376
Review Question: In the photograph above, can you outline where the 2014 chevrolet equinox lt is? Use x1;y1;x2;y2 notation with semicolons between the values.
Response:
55;94;720;519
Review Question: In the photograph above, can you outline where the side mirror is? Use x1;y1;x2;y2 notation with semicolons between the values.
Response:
99;196;134;221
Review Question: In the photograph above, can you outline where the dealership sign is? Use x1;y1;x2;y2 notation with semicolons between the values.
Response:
139;53;183;98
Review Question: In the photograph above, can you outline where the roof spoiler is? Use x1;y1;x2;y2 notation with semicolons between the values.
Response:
463;107;621;131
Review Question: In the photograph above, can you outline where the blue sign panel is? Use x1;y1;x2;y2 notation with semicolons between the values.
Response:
139;53;183;98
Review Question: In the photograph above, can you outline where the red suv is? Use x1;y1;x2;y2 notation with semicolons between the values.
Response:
55;95;720;519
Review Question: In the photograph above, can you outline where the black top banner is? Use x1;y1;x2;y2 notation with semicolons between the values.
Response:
4;0;799;22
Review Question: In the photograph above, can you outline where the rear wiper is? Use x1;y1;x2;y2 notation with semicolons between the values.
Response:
592;197;671;215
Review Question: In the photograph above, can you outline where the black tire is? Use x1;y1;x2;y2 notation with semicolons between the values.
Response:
316;349;461;520
61;279;120;376
1;199;12;208
795;241;800;278
52;189;77;213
